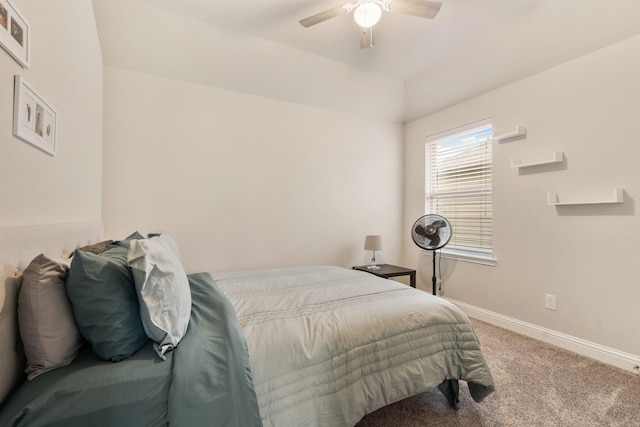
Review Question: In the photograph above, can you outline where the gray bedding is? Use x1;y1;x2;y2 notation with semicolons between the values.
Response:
213;266;495;426
0;273;262;427
0;266;495;427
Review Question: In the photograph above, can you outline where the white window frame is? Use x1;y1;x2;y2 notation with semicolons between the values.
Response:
425;119;496;266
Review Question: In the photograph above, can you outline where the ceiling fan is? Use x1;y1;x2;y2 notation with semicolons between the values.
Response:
299;0;442;48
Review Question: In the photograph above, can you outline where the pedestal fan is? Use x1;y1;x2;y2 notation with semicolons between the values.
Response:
411;214;452;295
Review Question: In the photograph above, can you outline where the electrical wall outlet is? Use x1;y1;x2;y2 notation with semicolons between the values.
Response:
545;294;557;310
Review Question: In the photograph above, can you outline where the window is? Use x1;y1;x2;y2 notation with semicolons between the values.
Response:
425;120;494;264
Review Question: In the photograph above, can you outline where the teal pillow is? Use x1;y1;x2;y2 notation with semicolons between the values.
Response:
66;246;148;361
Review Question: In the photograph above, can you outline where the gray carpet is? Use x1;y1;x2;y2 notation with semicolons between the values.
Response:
356;319;640;426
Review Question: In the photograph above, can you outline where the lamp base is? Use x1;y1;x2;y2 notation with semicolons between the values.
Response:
367;264;381;270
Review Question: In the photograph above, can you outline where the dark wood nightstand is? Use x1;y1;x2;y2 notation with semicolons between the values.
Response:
352;264;416;288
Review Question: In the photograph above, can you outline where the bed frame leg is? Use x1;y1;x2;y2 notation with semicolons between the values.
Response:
437;379;460;410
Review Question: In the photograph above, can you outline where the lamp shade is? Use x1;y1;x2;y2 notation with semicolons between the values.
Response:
364;235;382;251
353;3;382;28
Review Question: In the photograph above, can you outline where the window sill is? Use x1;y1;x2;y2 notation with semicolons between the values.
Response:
424;249;497;266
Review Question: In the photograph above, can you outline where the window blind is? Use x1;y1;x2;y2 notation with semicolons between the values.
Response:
425;123;493;257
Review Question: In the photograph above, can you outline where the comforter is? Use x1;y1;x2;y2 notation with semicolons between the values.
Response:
0;273;262;427
213;266;495;427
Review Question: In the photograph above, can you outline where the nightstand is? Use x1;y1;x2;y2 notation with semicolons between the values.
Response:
352;264;416;288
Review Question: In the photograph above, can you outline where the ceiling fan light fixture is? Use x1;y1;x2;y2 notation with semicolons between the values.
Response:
353;3;382;28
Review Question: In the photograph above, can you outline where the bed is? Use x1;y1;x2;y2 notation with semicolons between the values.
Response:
0;223;495;426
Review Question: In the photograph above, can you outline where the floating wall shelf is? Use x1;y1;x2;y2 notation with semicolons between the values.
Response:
547;187;624;206
494;125;526;142
511;151;564;169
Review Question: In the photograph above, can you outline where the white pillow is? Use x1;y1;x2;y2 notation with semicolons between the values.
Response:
127;235;191;360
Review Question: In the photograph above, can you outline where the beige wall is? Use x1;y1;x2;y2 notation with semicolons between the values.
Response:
102;67;403;274
0;0;103;227
95;0;405;276
404;35;640;356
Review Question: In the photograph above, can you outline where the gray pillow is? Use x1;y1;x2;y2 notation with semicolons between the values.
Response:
18;254;84;380
128;234;191;360
66;246;148;362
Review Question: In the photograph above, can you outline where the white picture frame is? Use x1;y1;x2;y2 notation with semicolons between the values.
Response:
0;0;30;68
13;76;58;156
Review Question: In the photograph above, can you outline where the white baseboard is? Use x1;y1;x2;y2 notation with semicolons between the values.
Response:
446;298;640;375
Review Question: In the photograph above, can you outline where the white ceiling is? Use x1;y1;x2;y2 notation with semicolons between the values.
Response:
133;0;640;79
135;0;542;80
96;0;640;120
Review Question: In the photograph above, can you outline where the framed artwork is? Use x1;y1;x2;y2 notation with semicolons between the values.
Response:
0;0;30;68
13;76;58;156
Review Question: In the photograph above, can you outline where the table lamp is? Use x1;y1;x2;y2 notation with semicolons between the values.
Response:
364;235;382;270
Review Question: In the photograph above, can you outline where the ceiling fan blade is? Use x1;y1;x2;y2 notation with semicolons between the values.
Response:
387;0;442;19
360;26;374;48
299;5;348;28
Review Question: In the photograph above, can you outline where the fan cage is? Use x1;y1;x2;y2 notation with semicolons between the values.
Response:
411;214;452;251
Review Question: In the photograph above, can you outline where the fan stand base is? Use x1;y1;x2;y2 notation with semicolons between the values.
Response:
431;250;437;296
